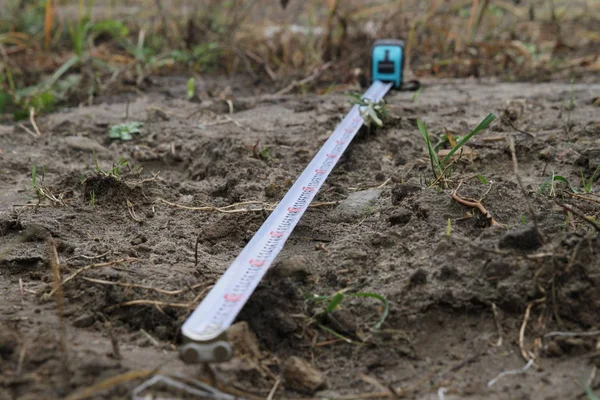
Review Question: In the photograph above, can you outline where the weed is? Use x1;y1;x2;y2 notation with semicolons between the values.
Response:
581;381;598;400
89;191;96;207
580;165;600;194
86;153;131;180
350;95;389;129
31;165;43;199
446;218;452;236
247;140;270;162
171;43;221;70
521;215;527;225
566;76;576;111
186;77;196;101
539;172;576;196
477;174;489;184
109;122;143;141
411;86;423;102
310;290;390;333
418;113;496;182
30;165;63;206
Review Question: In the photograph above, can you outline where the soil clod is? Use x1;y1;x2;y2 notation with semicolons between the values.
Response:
282;356;327;394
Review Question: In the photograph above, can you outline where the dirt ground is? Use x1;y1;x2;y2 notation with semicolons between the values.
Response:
1;75;599;400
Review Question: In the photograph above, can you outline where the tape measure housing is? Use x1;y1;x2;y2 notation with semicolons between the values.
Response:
371;39;405;89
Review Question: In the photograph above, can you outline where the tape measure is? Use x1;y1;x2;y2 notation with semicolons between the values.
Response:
180;40;405;364
371;39;405;89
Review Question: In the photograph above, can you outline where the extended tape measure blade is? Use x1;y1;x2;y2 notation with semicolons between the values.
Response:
181;80;392;361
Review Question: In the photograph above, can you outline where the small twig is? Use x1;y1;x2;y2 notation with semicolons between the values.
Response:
451;182;502;226
47;239;68;363
559;203;600;233
272;62;332;96
438;387;448;400
491;303;503;347
108;299;193;310
126;199;142;222
428;156;460;188
509;135;544;240
79;276;206;296
194;234;200;267
503;116;535;137
544;330;600;338
46;258;139;297
140;328;160;347
19;123;39;138
563;191;600;205
487;359;534;388
266;378;281;400
64;369;156;400
105;322;121;360
29;107;42;136
376;178;392;189
519;302;537;362
156;198;338;213
66;251;111;261
15;341;28;375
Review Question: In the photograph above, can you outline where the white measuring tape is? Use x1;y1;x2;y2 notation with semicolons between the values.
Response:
180;81;393;362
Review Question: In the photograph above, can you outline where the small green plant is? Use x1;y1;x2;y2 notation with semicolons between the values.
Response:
582;381;599;400
580;164;600;194
446;218;452;236
521;215;527;225
31;165;43;198
105;157;130;178
350;94;389;129
89;191;96;207
539;171;575;196
309;290;390;342
411;86;423;102
566;76;576;112
108;121;143;141
186;77;196;101
171;43;221;70
418;113;496;181
477;174;488;184
87;152;131;179
247;140;270;162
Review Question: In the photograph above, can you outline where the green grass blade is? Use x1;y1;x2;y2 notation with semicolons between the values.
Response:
349;292;390;330
441;113;496;166
317;324;353;343
325;293;345;314
581;380;599;400
31;165;37;188
417;119;441;178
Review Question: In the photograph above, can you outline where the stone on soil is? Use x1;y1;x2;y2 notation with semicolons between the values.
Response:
329;189;381;222
64;136;107;153
227;321;261;359
499;226;543;251
282;356;327;394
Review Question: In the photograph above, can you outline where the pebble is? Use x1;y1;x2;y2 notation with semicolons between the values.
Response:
499;226;542;251
227;321;261;359
329;189;381;222
73;313;95;328
389;208;412;225
269;255;311;282
282;356;327;394
64;136;107;153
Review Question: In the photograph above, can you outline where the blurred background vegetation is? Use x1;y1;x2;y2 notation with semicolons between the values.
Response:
0;0;598;120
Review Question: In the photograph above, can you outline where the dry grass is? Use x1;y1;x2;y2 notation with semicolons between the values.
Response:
0;0;598;120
